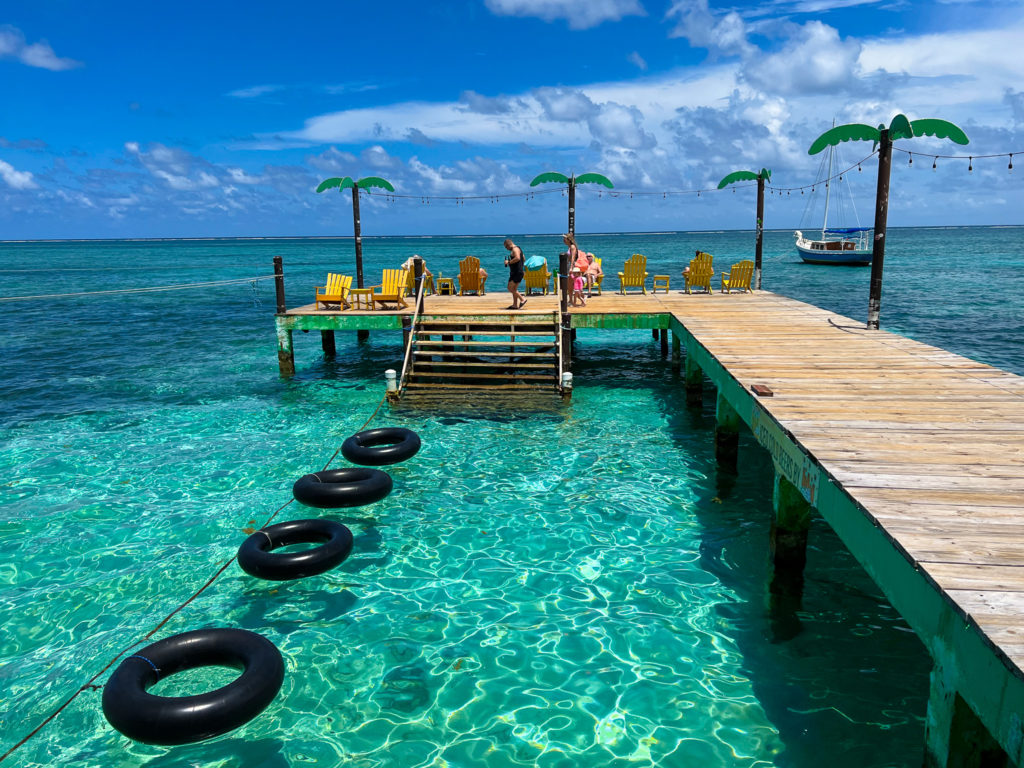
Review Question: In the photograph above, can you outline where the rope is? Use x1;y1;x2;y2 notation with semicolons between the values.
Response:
0;275;277;303
0;395;389;763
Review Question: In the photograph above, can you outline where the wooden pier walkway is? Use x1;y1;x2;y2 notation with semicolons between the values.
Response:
277;288;1024;764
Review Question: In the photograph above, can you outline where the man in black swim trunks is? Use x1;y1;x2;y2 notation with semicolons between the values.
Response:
503;238;526;309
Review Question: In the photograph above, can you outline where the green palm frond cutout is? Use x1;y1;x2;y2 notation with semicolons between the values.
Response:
910;119;969;145
356;176;395;192
575;173;614;188
316;176;355;193
808;124;880;155
717;170;759;189
759;168;772;182
888;114;914;141
530;172;570;186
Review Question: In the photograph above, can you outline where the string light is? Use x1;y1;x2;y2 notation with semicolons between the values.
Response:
968;156;973;173
1010;154;1014;173
908;152;913;167
932;158;937;171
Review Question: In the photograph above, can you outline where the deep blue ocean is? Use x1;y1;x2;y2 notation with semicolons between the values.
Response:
0;227;1021;767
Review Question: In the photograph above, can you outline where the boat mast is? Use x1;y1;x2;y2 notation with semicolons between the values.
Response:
821;119;835;239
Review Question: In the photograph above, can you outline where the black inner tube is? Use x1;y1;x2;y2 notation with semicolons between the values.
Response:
292;467;392;509
102;628;284;746
238;518;353;580
341;427;421;466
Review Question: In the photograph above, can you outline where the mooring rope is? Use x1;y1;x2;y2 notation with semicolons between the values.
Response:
0;391;389;763
0;275;277;303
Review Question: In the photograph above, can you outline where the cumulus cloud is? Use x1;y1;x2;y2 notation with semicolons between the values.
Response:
0;25;81;71
0;160;37;189
534;87;598;121
484;0;645;29
228;84;284;99
742;21;862;95
1006;89;1024;123
666;0;753;57
459;90;522;115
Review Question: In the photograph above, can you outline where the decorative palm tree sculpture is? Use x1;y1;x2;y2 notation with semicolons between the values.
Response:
316;176;395;288
808;115;968;329
529;171;613;237
717;168;772;290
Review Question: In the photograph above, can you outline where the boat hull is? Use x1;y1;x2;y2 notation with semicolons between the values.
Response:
794;233;872;266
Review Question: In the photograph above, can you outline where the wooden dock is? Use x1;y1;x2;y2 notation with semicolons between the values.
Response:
276;287;1024;765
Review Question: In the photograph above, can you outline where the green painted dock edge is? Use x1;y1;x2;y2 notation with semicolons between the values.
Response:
669;312;1024;765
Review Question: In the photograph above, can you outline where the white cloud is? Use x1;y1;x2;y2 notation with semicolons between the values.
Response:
0;25;80;71
484;0;645;29
743;21;862;95
628;51;648;70
0;160;37;189
228;84;284;99
666;0;754;57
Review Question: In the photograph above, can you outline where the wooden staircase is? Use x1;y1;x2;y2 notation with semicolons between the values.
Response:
400;312;561;396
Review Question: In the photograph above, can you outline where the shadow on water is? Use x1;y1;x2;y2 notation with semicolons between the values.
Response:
657;362;932;768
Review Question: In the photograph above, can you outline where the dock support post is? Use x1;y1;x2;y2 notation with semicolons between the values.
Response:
924;660;1009;768
273;256;286;313
276;324;295;377
685;355;702;406
413;256;425;315
402;316;412;355
321;331;336;357
659;328;668;357
768;470;812;642
714;391;740;470
671;332;681;373
652;329;658;340
559;252;572;375
358;329;369;342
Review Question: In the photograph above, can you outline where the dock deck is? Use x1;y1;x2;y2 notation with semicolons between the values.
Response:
277;288;1024;763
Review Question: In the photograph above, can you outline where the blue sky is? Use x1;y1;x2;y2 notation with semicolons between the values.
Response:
1;0;1022;238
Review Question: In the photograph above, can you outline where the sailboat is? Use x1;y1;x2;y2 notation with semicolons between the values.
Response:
794;126;873;266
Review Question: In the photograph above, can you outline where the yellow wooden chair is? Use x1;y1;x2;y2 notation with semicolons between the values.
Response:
404;268;434;297
617;253;648;294
589;258;604;295
721;260;754;294
458;256;486;295
685;252;714;294
314;273;352;310
371;268;409;309
523;259;551;295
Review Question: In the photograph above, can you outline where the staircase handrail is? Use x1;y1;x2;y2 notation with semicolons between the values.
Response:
397;273;428;393
556;309;564;390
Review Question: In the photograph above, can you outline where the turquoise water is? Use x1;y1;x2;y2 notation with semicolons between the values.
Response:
1;228;1020;767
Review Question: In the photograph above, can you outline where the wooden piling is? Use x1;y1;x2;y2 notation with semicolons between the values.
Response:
684;355;702;405
273;256;286;313
671;331;681;373
714;389;739;469
659;327;668;357
321;330;336;357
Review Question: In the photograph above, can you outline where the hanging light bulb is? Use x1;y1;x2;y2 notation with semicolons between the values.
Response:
968;157;973;173
908;152;913;167
932;157;937;171
858;164;862;172
1010;154;1014;173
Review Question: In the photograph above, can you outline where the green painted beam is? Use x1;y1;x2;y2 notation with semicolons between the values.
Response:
571;312;669;330
276;314;404;332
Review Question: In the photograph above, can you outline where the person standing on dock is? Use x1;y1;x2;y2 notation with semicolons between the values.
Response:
504;238;526;309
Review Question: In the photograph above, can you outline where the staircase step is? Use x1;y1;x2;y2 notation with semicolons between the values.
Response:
416;329;553;337
410;372;557;381
413;350;555;359
416;339;555;348
412;361;556;369
404;382;553;390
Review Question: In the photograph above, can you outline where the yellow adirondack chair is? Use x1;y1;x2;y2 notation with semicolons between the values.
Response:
371;269;409;309
523;259;551;295
617;253;648;294
721;260;754;293
314;273;352;310
404;268;434;297
589;258;604;295
685;252;714;294
458;256;486;296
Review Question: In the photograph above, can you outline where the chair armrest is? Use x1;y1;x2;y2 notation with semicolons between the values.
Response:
315;285;325;293
617;272;625;278
370;284;383;294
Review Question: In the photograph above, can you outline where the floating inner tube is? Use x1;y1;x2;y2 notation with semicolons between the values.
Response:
341;427;421;466
238;518;353;580
292;467;392;508
102;628;284;746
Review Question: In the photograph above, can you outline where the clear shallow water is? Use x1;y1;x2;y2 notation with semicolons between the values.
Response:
1;227;1019;767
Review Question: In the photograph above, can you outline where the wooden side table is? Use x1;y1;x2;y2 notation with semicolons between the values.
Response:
436;277;455;296
652;275;670;293
349;287;374;310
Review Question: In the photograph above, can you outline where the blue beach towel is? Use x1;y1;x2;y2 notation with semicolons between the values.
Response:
525;255;545;270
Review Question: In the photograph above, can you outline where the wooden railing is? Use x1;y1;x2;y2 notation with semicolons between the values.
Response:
397;267;428;394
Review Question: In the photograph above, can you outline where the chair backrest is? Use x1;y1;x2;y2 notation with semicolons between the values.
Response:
729;260;754;289
694;251;713;268
459;256;482;292
380;269;406;296
622;253;646;286
324;273;351;296
688;258;714;288
524;258;549;290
